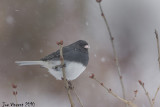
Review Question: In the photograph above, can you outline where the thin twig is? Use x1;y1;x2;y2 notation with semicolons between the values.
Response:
142;87;153;107
14;95;18;104
138;80;153;107
58;41;74;107
153;30;160;106
152;86;160;105
155;29;160;72
12;83;18;104
131;90;138;102
73;88;84;107
97;1;126;100
89;74;137;107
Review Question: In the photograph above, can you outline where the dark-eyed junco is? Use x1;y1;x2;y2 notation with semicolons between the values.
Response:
15;40;89;80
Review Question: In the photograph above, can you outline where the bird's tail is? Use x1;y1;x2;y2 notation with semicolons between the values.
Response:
15;61;44;66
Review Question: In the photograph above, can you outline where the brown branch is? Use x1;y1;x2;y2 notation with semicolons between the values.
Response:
155;29;160;72
89;74;137;107
57;41;74;107
96;0;126;100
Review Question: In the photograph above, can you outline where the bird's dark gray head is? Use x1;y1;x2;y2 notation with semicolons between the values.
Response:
72;40;89;53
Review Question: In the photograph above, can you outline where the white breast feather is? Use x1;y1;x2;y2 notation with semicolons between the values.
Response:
46;61;86;80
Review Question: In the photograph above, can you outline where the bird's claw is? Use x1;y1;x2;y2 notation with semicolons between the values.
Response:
53;64;66;70
65;81;74;90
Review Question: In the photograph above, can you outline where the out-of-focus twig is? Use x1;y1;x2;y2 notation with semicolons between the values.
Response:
96;0;126;100
152;86;160;105
73;88;84;107
57;41;74;107
12;83;18;104
155;29;160;72
138;80;153;107
153;30;160;106
131;90;138;102
89;74;137;107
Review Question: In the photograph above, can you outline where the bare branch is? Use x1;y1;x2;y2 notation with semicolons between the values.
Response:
131;90;138;102
90;74;137;107
152;86;160;105
73;88;84;107
138;80;153;107
96;1;126;100
155;29;160;72
57;41;74;107
12;83;18;104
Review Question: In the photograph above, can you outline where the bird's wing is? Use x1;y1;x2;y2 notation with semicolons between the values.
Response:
40;49;60;61
40;46;73;61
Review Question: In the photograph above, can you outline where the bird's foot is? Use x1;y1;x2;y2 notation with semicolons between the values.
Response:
53;64;66;71
68;81;74;90
64;81;74;90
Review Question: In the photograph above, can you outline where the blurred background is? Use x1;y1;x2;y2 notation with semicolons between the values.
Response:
1;0;160;107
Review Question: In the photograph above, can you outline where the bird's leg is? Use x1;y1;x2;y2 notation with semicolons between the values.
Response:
55;63;66;68
62;63;66;68
68;81;74;90
64;80;74;90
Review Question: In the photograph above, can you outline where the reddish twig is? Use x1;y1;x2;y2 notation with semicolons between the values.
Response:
131;90;138;102
90;74;137;107
12;83;18;104
96;0;126;100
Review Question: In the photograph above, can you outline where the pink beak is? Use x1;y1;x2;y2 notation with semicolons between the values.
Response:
84;45;90;49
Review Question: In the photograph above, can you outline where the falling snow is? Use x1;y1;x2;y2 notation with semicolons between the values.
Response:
6;16;14;25
21;48;24;51
101;57;106;62
40;49;43;53
15;9;20;12
23;43;30;50
85;22;89;26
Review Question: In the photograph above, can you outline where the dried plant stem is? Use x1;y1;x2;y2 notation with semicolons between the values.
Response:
73;89;84;107
98;2;126;99
92;77;137;107
59;44;74;107
155;29;160;72
152;86;160;105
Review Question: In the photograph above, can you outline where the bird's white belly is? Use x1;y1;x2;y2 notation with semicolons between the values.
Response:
46;61;86;80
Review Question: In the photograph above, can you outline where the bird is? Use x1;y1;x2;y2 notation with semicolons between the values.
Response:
15;40;89;80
